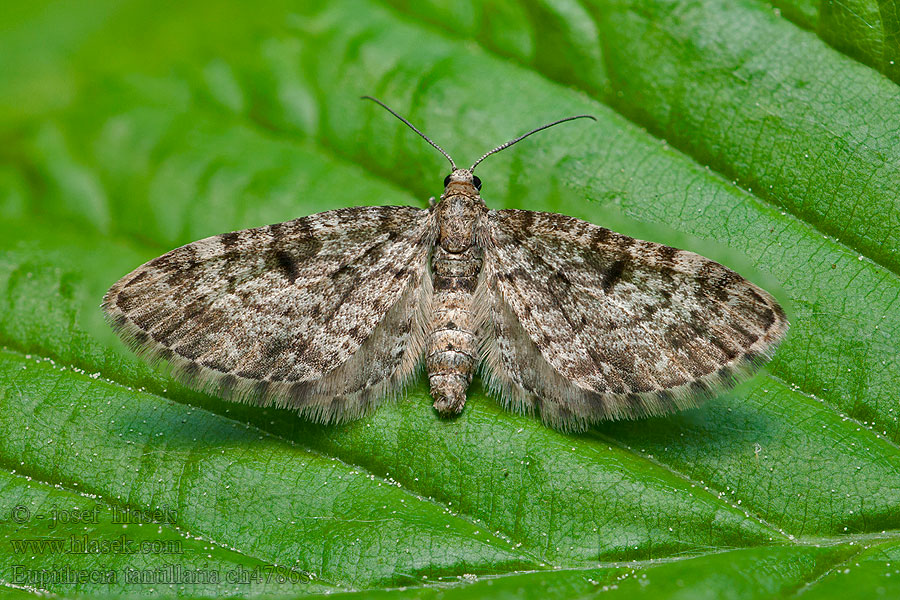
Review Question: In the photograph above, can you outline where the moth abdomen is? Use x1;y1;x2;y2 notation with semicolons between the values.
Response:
426;238;483;416
426;336;477;416
426;286;481;414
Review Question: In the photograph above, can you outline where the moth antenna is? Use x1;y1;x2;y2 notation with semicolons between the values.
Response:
470;114;597;172
361;96;457;170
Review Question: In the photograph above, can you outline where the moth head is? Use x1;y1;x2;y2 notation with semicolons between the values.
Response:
443;169;482;192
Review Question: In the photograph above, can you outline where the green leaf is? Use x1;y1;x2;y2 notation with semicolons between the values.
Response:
1;0;899;597
756;0;900;84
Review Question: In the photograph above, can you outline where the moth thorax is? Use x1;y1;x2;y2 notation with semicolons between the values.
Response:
436;193;484;253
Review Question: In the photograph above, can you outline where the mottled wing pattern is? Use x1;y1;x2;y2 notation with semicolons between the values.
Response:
480;210;789;431
103;205;435;423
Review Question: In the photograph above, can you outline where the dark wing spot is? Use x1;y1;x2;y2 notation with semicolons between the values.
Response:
708;335;739;360
152;313;192;346
182;361;200;380
175;337;209;360
625;393;644;411
274;250;300;283
219;231;241;249
591;227;613;246
689;380;710;396
687;318;710;339
202;357;233;373
602;259;628;292
664;322;694;351
519;210;535;235
642;304;660;319
617;235;636;250
655;245;678;264
287;381;314;402
772;301;787;323
549;269;571;290
251;380;271;398
218;374;239;396
115;289;141;313
743;350;764;365
715;365;735;385
347;325;366;342
656;390;675;405
263;337;293;360
267;221;290;240
123;270;149;289
730;321;760;346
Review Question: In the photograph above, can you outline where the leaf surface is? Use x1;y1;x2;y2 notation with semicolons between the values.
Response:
1;0;899;597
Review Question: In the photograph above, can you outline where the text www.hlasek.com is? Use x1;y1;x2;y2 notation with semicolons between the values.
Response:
11;534;182;555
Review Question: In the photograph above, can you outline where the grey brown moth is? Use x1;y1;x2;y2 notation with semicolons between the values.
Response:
103;97;789;432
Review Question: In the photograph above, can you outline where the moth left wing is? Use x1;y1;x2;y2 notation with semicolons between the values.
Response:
480;209;788;431
103;205;434;423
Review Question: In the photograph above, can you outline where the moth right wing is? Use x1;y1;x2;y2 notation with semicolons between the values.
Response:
480;209;788;431
103;205;435;423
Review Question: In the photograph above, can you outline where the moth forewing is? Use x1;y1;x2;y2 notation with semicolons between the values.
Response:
479;209;788;430
103;205;434;424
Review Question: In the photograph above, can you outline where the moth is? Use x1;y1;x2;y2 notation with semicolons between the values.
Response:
103;97;789;431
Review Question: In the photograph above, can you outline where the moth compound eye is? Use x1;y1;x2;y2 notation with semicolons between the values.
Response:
472;176;482;190
443;175;451;187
